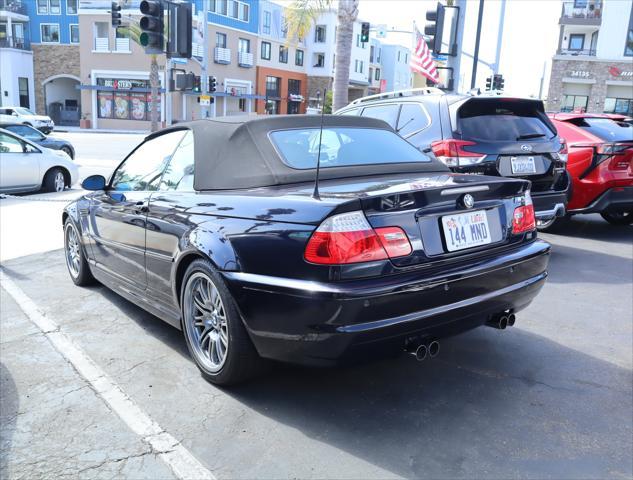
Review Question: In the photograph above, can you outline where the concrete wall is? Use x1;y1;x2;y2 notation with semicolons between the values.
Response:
0;48;34;109
596;0;632;60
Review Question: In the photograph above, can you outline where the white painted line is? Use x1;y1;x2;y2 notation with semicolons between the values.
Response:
0;271;216;480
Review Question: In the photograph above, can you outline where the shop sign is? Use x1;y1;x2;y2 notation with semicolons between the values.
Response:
97;78;150;90
569;71;592;78
288;94;304;102
199;95;211;106
608;66;633;78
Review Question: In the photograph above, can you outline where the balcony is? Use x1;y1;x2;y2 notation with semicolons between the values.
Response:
557;47;596;56
114;37;130;52
214;47;231;64
0;35;29;50
0;0;27;16
560;1;602;25
238;51;253;68
94;37;109;52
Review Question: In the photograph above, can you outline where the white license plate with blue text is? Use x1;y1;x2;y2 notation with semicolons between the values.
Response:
511;156;536;174
441;210;492;252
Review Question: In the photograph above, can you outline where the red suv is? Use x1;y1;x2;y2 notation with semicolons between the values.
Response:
549;113;633;226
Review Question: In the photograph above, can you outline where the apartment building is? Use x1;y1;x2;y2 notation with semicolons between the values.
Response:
367;38;383;95
0;0;34;110
380;44;412;92
304;10;372;109
255;0;307;114
547;0;633;115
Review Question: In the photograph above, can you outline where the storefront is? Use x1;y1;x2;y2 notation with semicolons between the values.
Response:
256;66;307;115
548;60;633;115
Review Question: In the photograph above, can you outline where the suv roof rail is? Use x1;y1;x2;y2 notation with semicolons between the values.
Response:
348;87;445;106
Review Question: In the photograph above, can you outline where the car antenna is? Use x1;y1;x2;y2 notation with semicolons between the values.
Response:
312;88;326;200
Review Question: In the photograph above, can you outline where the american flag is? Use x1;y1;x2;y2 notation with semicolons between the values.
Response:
410;25;439;84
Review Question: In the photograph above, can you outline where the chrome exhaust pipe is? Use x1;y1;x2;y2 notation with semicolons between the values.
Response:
428;340;440;358
405;340;428;361
486;314;508;330
507;313;516;327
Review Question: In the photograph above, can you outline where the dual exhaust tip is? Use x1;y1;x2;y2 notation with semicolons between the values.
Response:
486;312;516;330
406;340;440;362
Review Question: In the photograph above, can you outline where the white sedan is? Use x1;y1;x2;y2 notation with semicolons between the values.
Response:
0;128;78;194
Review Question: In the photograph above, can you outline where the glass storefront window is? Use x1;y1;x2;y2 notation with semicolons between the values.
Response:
604;97;633;116
561;95;588;112
97;78;157;121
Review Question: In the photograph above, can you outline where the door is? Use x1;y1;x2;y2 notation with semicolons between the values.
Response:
0;132;40;191
88;130;187;288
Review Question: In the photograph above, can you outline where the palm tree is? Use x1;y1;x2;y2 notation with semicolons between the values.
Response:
286;0;359;112
117;24;160;132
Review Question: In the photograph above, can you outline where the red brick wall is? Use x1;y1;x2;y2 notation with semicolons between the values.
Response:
255;66;308;115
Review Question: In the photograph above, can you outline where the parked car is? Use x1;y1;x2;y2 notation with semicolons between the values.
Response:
0;128;77;194
63;116;550;385
549;113;633;226
0;123;75;159
0;106;55;134
336;89;571;230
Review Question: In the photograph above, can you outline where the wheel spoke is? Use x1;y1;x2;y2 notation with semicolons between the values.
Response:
193;294;208;314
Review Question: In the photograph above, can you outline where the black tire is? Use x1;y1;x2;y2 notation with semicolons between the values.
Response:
63;219;95;286
61;146;74;159
600;211;633;226
181;258;263;385
42;167;66;193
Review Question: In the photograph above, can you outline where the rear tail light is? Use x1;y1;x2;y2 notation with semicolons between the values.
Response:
558;139;568;163
512;191;536;234
304;211;412;265
430;139;487;167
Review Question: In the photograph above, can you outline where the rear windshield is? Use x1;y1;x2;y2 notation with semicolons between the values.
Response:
270;127;431;169
568;118;633;142
458;100;555;142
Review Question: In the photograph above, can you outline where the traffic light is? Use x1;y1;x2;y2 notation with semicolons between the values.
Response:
492;74;504;90
485;76;492;91
360;22;370;43
425;2;446;54
167;1;192;59
208;76;217;93
192;75;201;93
140;0;164;54
111;1;122;28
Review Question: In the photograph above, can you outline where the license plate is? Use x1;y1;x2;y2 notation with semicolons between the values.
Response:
511;156;536;174
441;210;492;252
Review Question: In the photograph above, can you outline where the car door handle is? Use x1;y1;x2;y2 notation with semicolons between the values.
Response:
134;201;149;214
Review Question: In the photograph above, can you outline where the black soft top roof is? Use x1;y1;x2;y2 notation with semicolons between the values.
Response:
153;115;447;190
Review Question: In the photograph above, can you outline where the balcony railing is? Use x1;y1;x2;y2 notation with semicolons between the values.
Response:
94;37;109;51
561;1;602;22
192;43;203;58
214;47;231;64
0;0;27;15
0;35;29;50
115;37;130;52
558;48;597;56
238;51;253;67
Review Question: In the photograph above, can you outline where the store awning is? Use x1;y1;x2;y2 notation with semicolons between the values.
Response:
77;84;166;93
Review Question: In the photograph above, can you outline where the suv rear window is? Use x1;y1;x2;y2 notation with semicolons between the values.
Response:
270;127;431;169
457;100;555;142
567;117;633;142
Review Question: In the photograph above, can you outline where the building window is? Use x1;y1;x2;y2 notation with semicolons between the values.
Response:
404;53;407;63
261;41;271;60
216;32;227;49
266;76;280;98
238;98;247;112
37;0;48;14
96;78;155;120
561;94;588;112
356;34;360;47
41;24;60;43
370;45;375;62
263;11;271;35
288;78;301;95
281;16;288;38
359;61;363;73
238;38;250;53
70;24;79;43
604;97;633;115
625;7;633;56
49;0;61;14
397;50;401;61
279;45;288;63
210;0;249;22
67;0;78;14
314;52;325;67
315;25;326;43
94;22;109;51
377;48;381;62
295;49;304;66
18;77;29;108
568;34;584;51
369;67;373;82
265;100;280;115
375;68;381;81
115;26;130;51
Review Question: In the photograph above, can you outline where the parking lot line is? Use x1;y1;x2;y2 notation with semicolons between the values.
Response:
0;270;216;480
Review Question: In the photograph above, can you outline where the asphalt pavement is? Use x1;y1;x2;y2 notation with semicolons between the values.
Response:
0;131;632;479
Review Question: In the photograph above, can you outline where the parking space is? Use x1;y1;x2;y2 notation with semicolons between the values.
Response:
1;209;631;478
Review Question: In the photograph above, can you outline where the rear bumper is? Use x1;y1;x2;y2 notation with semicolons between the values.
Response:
222;240;551;366
569;186;633;214
531;173;570;220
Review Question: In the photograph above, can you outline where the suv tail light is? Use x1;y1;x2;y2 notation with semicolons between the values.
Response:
304;211;412;265
512;191;536;234
558;139;568;163
578;143;633;177
430;140;487;167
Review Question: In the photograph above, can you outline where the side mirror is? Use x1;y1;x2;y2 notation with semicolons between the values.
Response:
81;175;107;191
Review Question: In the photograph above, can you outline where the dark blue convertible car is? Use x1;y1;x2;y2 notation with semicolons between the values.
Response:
63;115;550;385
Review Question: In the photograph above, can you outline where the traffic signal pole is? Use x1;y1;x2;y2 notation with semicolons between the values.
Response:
200;0;209;119
470;0;485;89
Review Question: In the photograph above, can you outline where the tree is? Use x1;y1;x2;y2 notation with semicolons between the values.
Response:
117;24;160;132
286;0;359;112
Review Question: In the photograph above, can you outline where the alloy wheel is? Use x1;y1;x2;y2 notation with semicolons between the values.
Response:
64;223;81;278
183;272;229;373
54;171;65;192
